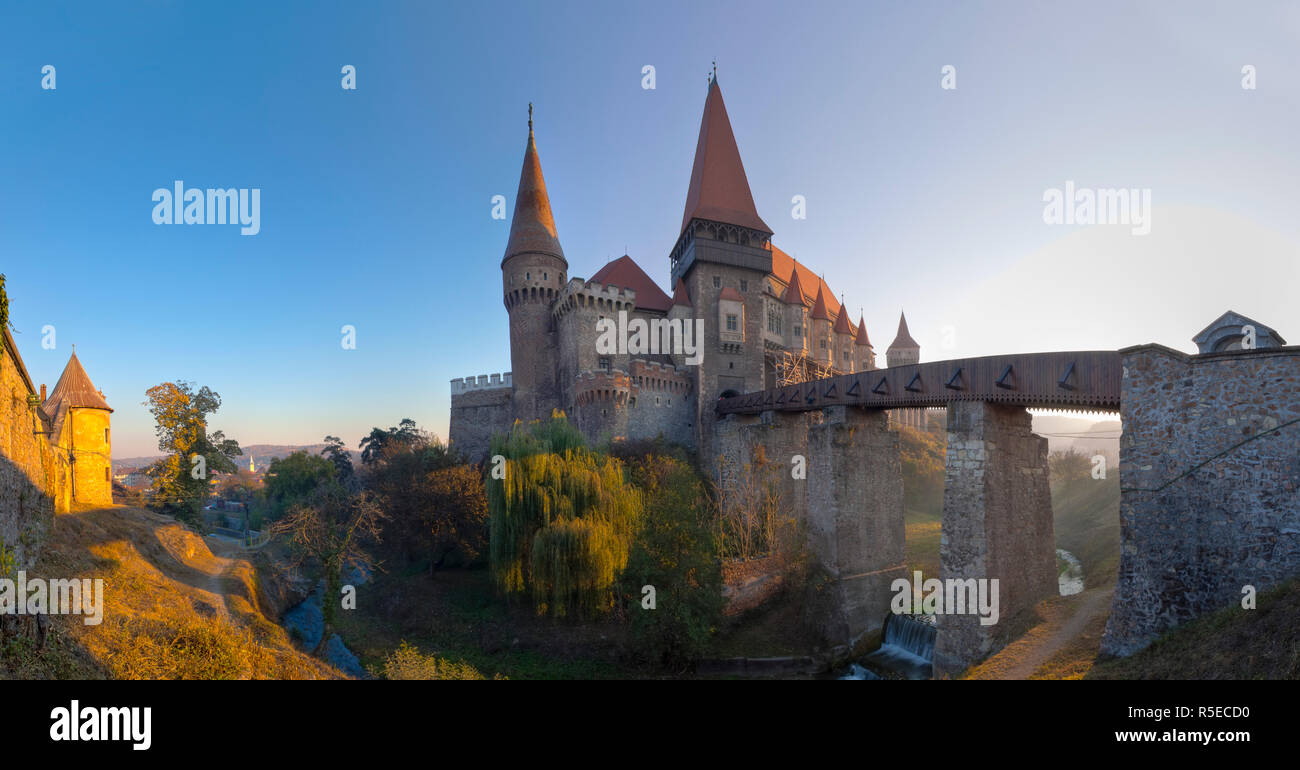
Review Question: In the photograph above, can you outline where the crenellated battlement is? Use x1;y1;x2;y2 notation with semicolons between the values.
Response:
450;372;513;395
552;278;637;319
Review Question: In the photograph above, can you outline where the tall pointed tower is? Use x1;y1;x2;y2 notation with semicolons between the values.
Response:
40;350;113;509
886;311;920;368
502;105;568;422
670;71;774;455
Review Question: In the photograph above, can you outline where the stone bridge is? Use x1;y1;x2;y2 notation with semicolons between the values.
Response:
714;333;1300;675
714;351;1120;674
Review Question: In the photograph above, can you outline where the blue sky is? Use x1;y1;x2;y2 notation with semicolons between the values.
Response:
3;1;1299;457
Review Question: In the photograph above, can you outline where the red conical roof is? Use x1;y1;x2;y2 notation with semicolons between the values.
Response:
671;279;692;307
503;109;566;265
589;255;673;312
855;314;872;347
43;351;111;412
809;283;831;321
680;77;770;236
888;311;919;350
781;260;809;305
833;304;853;334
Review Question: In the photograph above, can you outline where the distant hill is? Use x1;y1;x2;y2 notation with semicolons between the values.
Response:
1032;415;1121;462
114;443;362;471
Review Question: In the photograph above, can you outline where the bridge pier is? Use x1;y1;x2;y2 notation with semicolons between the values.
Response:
807;405;906;646
934;401;1056;675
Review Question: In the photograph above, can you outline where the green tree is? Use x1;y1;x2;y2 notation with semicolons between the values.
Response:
321;435;354;482
142;381;241;523
620;455;724;669
359;418;426;466
487;413;641;618
264;451;337;520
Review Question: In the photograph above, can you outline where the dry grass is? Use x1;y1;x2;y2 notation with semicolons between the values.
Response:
5;505;342;680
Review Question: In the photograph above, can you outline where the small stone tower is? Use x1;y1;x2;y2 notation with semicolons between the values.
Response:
40;351;113;509
502;105;568;422
854;313;875;371
886;310;920;368
886;311;924;430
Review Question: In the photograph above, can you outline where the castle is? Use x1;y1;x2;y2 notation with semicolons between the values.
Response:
2;319;114;573
449;74;923;459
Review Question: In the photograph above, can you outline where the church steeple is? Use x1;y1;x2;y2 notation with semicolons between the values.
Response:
679;75;770;236
503;104;566;266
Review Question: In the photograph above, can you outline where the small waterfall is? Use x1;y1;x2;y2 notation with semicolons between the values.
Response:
1057;549;1084;595
853;613;936;680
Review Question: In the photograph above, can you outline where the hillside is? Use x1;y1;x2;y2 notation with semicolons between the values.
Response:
1;505;343;679
1089;577;1300;679
113;443;362;472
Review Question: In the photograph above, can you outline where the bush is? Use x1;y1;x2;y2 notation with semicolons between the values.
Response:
620;455;724;669
379;641;502;680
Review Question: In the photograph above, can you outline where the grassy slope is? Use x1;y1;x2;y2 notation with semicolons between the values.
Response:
1090;577;1300;679
2;505;341;679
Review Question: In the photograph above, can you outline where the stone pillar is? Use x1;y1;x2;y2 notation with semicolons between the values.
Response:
741;410;809;526
934;401;1055;676
806;405;906;646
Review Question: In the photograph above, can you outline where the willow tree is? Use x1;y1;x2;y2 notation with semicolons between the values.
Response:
487;413;641;617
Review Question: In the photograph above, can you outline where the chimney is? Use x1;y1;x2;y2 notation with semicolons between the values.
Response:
40;384;46;401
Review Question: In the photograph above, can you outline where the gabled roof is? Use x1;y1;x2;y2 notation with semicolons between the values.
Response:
855;314;872;347
718;287;744;302
42;351;112;413
888;311;919;351
503;110;566;265
671;279;692;307
809;283;831;321
589;255;673;312
680;77;771;236
1192;310;1286;353
767;244;841;316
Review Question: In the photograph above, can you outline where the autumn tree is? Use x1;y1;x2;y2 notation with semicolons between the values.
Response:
143;381;241;523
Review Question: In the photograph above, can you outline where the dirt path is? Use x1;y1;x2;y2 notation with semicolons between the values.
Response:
964;586;1113;679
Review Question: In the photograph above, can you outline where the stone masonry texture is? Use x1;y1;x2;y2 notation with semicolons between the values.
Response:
934;401;1055;675
1100;344;1300;656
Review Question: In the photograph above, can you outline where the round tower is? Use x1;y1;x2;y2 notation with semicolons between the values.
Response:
41;350;113;509
501;105;568;422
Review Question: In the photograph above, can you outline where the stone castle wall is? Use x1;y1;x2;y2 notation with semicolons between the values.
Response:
0;330;57;574
448;375;514;462
1101;344;1300;656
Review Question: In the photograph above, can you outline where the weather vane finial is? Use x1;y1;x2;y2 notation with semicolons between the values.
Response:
712;59;717;79
528;102;533;134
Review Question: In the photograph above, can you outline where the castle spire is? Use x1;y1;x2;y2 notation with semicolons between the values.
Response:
888;310;919;350
781;260;808;305
855;313;872;347
833;300;853;334
809;282;831;321
679;74;770;236
502;104;566;266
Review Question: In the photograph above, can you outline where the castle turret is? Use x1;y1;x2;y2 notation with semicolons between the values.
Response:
854;313;875;371
809;283;832;367
502;105;567;422
41;350;113;509
781;260;809;356
832;298;854;372
886;310;920;368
